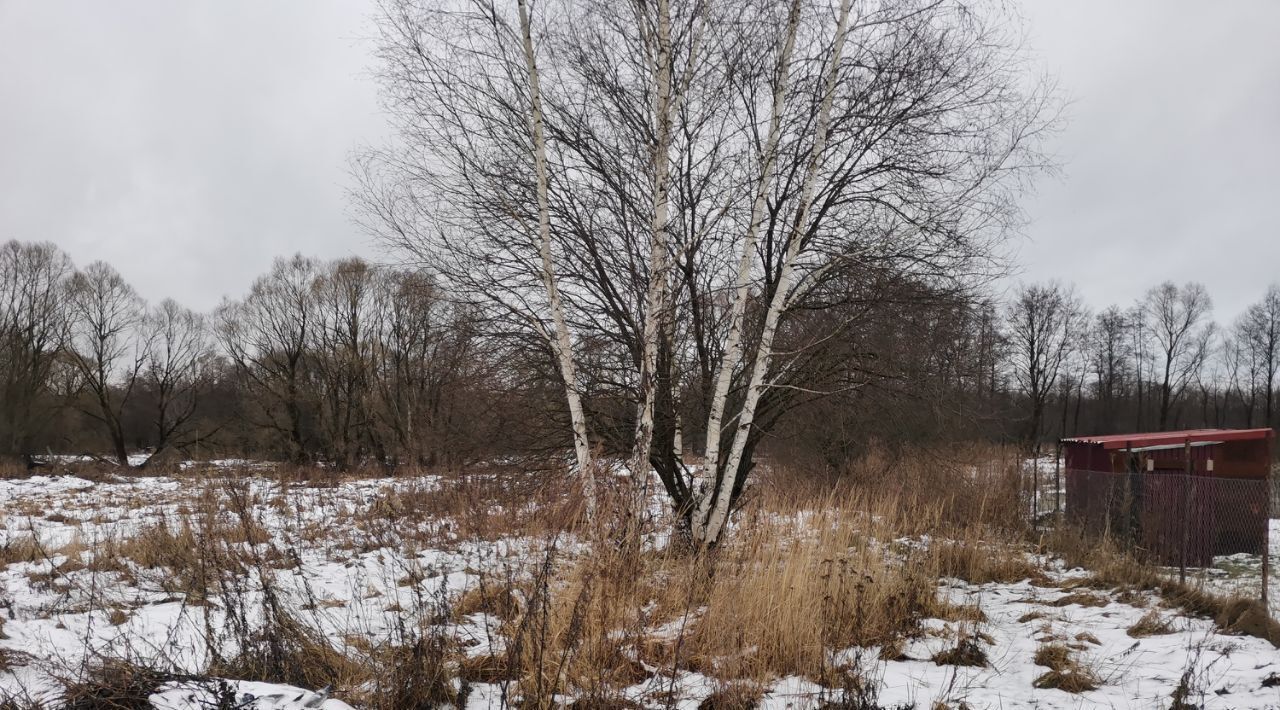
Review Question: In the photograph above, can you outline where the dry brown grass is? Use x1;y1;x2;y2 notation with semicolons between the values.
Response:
934;601;987;624
208;609;368;692
447;455;1044;704
55;659;169;709
1127;610;1176;638
1215;599;1280;645
697;681;766;709
0;535;42;567
453;582;523;622
1044;523;1280;647
350;633;460;710
12;445;1102;706
1051;591;1109;608
935;536;1043;585
763;442;1027;534
931;637;989;667
360;469;582;547
428;445;1044;704
1033;667;1099;693
688;495;940;679
1032;642;1099;693
0;459;31;481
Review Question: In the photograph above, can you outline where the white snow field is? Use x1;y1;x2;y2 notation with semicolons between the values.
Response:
1;467;1278;709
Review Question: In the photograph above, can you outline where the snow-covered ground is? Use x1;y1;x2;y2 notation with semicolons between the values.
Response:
2;469;1278;708
1201;520;1280;620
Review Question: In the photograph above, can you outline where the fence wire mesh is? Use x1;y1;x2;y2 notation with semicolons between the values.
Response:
1028;460;1276;619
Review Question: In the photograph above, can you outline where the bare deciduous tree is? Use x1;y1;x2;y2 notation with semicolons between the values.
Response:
217;255;318;464
137;298;212;468
310;258;379;469
369;269;478;466
66;261;149;466
1238;284;1280;428
0;240;73;459
1089;306;1131;433
1005;282;1083;449
1142;281;1214;430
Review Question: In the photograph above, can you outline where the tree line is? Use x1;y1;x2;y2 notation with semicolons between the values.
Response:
2;237;1274;473
0;237;1005;470
0;241;537;469
1006;280;1280;449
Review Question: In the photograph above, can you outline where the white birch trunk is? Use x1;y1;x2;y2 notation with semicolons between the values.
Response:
673;414;682;461
699;0;853;546
691;0;803;540
517;0;595;511
628;0;675;486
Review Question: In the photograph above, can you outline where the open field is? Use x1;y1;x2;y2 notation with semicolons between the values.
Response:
2;456;1278;709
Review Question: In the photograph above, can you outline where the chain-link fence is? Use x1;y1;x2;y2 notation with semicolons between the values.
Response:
1028;460;1276;618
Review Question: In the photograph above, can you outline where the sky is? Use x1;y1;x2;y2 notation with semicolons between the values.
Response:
1;1;1278;321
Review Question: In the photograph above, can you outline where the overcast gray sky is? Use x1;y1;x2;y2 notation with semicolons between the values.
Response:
2;1;1278;321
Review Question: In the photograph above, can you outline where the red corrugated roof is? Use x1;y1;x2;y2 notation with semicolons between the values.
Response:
1061;428;1273;450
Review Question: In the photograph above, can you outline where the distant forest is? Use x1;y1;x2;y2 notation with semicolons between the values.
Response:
1;238;1276;471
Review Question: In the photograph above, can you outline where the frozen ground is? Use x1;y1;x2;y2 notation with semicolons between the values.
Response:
2;469;1279;708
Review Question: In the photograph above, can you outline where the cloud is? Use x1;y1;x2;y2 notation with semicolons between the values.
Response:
1017;0;1280;321
0;0;386;311
2;0;1276;323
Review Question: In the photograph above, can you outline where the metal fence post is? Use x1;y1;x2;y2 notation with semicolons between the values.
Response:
1054;443;1062;518
1180;439;1191;586
1263;438;1272;612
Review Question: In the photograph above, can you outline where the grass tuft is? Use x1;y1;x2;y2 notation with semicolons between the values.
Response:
931;637;988;668
1127;610;1175;638
1031;642;1099;693
57;659;168;710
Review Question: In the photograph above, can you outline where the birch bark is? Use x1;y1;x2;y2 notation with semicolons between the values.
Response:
517;0;596;511
692;0;803;540
628;0;675;490
699;0;853;546
632;0;708;489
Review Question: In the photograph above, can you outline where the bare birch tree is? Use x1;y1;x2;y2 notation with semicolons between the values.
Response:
357;0;597;501
358;0;1057;543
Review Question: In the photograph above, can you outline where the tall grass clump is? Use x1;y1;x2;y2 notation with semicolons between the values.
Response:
688;492;942;680
461;447;1036;702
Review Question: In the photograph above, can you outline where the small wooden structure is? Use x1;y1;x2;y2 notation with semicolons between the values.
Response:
1060;428;1273;566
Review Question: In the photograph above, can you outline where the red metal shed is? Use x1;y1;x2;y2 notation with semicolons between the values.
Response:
1060;429;1273;566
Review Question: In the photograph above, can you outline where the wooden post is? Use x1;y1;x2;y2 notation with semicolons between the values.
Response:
1180;439;1192;586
